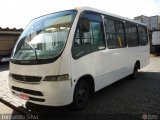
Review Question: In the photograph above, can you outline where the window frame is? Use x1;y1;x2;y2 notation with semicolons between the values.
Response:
104;16;126;49
72;11;106;59
125;22;139;47
138;25;148;46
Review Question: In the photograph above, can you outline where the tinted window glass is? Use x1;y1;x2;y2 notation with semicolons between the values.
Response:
138;26;148;46
72;12;105;59
115;21;125;48
125;23;139;47
105;18;125;49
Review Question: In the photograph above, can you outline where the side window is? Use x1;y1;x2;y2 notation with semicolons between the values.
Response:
138;26;148;46
105;17;125;49
115;21;125;48
72;12;105;59
105;18;116;48
125;23;139;47
91;22;104;45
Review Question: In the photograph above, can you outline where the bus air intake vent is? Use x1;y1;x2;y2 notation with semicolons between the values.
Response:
12;86;43;96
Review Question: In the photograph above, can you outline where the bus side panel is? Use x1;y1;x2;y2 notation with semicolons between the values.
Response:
139;45;150;68
93;48;132;91
71;48;133;92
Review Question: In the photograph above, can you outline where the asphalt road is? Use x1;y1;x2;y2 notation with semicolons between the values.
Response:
0;56;160;120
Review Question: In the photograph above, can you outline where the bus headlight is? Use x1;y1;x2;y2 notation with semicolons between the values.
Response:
43;74;69;81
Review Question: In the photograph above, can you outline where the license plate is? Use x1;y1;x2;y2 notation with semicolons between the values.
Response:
1;57;10;62
13;92;29;100
19;94;29;100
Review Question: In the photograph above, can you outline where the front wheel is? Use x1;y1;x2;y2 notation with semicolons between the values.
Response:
70;80;90;110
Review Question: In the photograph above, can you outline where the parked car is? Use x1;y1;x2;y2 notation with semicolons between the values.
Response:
0;53;11;63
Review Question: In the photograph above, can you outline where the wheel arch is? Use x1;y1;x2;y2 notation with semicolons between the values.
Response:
135;60;140;69
76;74;95;95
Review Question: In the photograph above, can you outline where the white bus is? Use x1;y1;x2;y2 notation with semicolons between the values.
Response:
9;7;149;110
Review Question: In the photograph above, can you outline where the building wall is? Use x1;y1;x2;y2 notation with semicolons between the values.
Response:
0;35;19;55
134;15;160;30
0;28;23;56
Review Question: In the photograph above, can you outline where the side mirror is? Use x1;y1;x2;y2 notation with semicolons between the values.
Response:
80;18;90;33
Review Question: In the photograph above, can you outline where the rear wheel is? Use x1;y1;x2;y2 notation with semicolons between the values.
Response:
70;80;90;110
130;64;139;79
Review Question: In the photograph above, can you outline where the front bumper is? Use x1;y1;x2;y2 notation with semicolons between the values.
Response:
8;76;73;106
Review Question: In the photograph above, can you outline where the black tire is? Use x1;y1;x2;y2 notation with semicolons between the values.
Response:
70;80;90;110
130;64;139;79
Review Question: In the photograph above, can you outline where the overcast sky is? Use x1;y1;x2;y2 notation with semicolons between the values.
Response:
0;0;160;28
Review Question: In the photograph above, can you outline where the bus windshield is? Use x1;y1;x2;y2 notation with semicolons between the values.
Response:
11;10;77;64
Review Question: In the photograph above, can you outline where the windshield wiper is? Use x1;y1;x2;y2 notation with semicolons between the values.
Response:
25;41;38;60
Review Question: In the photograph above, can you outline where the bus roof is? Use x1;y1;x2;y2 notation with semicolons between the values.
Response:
75;6;146;26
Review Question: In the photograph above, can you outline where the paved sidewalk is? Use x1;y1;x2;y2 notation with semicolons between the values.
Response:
0;101;18;114
0;67;26;108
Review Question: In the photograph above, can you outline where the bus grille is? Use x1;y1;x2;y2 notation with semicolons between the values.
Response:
11;74;42;83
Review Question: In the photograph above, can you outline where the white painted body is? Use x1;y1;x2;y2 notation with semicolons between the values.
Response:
9;7;150;106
